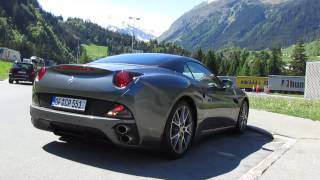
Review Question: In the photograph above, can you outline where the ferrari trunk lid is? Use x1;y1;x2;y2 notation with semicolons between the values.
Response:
34;64;130;102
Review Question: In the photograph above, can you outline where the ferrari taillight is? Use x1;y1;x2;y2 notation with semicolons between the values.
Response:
114;71;140;88
36;67;46;81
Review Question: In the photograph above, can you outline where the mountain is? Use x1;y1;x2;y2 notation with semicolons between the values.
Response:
0;0;134;63
159;0;320;51
107;25;156;42
0;0;75;63
0;0;187;64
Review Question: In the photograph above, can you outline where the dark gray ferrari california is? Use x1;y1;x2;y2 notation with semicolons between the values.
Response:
30;53;249;158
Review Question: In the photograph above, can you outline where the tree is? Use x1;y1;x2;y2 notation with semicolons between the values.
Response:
313;40;320;56
238;49;250;75
227;50;241;76
192;48;205;62
239;58;251;76
290;39;308;75
205;49;218;74
256;50;270;76
268;46;283;75
80;48;90;64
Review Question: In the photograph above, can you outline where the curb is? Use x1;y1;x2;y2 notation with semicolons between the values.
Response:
239;127;297;180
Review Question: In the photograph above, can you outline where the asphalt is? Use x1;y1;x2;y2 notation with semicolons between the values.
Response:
249;109;320;180
0;81;278;180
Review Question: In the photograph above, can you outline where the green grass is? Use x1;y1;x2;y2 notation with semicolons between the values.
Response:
249;96;320;121
282;40;320;64
82;44;108;60
0;60;12;80
269;92;304;98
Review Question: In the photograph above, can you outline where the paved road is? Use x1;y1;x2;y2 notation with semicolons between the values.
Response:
249;110;320;180
0;81;276;180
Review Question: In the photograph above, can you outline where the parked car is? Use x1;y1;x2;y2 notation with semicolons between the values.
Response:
9;62;36;84
30;53;249;158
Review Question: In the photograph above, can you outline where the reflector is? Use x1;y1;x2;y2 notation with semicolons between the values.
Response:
36;67;46;81
106;104;133;119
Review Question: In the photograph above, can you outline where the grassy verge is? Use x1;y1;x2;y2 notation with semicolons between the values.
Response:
269;92;304;98
0;60;12;80
249;96;320;121
82;44;108;60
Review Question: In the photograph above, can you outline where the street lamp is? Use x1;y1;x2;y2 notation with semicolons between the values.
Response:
129;17;141;53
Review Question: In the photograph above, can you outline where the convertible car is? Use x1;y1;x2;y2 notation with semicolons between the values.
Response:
30;53;249;158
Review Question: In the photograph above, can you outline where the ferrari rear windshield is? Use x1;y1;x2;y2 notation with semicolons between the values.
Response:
93;53;182;66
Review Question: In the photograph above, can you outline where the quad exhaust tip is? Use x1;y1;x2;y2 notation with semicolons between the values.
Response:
120;135;132;143
117;125;129;134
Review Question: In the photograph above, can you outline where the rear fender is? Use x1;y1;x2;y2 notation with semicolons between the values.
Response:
118;73;200;146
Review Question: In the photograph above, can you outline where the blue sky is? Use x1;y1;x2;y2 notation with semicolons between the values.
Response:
38;0;209;36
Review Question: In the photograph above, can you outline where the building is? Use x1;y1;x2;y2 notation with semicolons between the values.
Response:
0;47;21;62
304;61;320;100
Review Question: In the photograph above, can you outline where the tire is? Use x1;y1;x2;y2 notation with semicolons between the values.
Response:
9;79;13;84
164;101;195;159
235;100;249;133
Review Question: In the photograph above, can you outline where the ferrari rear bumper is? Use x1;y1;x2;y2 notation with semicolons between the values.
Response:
30;105;140;146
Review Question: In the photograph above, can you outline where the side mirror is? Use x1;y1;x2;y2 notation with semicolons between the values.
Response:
222;79;233;88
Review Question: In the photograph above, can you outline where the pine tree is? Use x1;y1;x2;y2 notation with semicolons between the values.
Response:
193;48;205;62
290;39;308;75
314;40;320;56
239;59;251;76
268;46;283;75
80;48;90;64
238;49;250;75
205;49;218;74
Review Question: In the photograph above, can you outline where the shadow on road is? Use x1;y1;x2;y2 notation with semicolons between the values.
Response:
42;130;272;179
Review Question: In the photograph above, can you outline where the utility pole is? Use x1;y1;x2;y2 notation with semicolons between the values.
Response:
129;17;141;53
77;38;80;64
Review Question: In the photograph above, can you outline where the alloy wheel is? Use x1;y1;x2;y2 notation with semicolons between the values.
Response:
239;102;248;130
169;105;193;154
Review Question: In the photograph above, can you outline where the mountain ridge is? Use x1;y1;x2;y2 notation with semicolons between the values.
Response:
0;0;188;64
107;25;156;42
159;0;320;51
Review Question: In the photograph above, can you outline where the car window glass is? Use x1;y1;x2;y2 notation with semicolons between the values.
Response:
13;64;20;68
182;64;194;79
186;62;211;81
186;62;221;87
14;63;33;70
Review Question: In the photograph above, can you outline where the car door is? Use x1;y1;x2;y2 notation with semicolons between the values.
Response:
186;62;238;131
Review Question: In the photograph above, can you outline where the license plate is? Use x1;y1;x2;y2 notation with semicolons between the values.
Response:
51;96;87;111
18;71;26;74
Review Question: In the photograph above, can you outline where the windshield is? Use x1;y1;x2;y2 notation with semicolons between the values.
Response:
13;63;33;71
